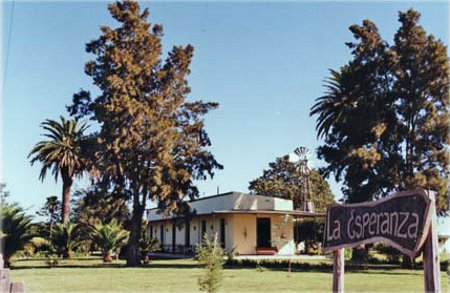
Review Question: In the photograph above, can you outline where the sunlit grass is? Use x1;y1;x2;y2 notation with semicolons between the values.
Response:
10;257;450;292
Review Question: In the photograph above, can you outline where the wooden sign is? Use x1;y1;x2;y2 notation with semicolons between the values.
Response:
323;189;432;257
324;189;441;293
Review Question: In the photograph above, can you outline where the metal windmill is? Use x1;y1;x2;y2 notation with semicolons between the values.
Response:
293;146;315;212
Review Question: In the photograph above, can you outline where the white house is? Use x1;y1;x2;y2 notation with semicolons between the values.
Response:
146;191;323;256
438;216;450;253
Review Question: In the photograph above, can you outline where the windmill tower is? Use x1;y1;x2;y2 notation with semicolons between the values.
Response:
293;147;315;213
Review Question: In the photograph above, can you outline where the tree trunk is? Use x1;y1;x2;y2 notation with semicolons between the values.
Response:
126;194;144;267
142;251;150;264
61;177;72;225
49;220;53;242
62;249;72;259
401;254;415;269
103;252;113;263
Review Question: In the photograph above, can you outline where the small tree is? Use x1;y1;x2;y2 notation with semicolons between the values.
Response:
91;219;129;263
36;196;61;242
196;234;224;293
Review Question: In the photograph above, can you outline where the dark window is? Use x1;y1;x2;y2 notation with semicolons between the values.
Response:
185;221;190;246
257;218;271;248
220;218;226;248
149;225;153;238
160;224;164;246
201;220;207;238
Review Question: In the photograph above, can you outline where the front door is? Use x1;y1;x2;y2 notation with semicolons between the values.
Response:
257;218;271;247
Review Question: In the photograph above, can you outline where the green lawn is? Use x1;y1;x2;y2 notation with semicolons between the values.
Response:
10;258;450;292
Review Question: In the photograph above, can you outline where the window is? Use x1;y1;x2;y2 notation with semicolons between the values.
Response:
185;221;190;246
172;223;176;252
160;224;164;246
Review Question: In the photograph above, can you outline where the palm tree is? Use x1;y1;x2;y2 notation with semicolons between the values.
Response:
310;69;352;139
138;232;160;264
29;116;89;224
90;220;129;263
53;222;80;259
0;204;35;267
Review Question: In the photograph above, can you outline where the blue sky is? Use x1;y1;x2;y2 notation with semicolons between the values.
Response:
1;1;448;216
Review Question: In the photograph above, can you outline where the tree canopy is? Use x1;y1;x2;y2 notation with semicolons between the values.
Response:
310;9;449;213
29;116;90;224
67;0;222;266
248;155;334;212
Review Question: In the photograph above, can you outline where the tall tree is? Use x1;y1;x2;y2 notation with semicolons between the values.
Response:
29;116;90;224
68;0;222;266
36;196;61;241
310;9;449;265
248;155;334;212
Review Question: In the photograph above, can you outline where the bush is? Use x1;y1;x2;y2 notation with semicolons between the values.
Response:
225;258;332;271
0;204;35;267
344;248;352;260
373;243;401;264
138;233;160;264
226;247;238;261
90;219;129;263
53;223;80;259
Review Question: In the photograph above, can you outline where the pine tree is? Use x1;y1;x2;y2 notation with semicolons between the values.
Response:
196;235;224;293
68;0;222;266
310;9;449;266
311;9;448;209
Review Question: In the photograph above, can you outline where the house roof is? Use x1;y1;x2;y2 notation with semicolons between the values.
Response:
145;191;272;212
147;209;324;223
213;209;324;217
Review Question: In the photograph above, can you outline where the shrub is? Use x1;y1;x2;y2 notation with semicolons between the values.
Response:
138;233;160;264
53;222;80;259
226;246;238;261
90;219;129;263
374;243;401;264
0;204;35;267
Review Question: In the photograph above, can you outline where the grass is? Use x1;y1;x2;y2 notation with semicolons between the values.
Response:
10;257;450;292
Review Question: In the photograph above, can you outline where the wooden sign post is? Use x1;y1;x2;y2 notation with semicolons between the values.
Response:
323;189;440;293
332;249;344;293
422;191;440;293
